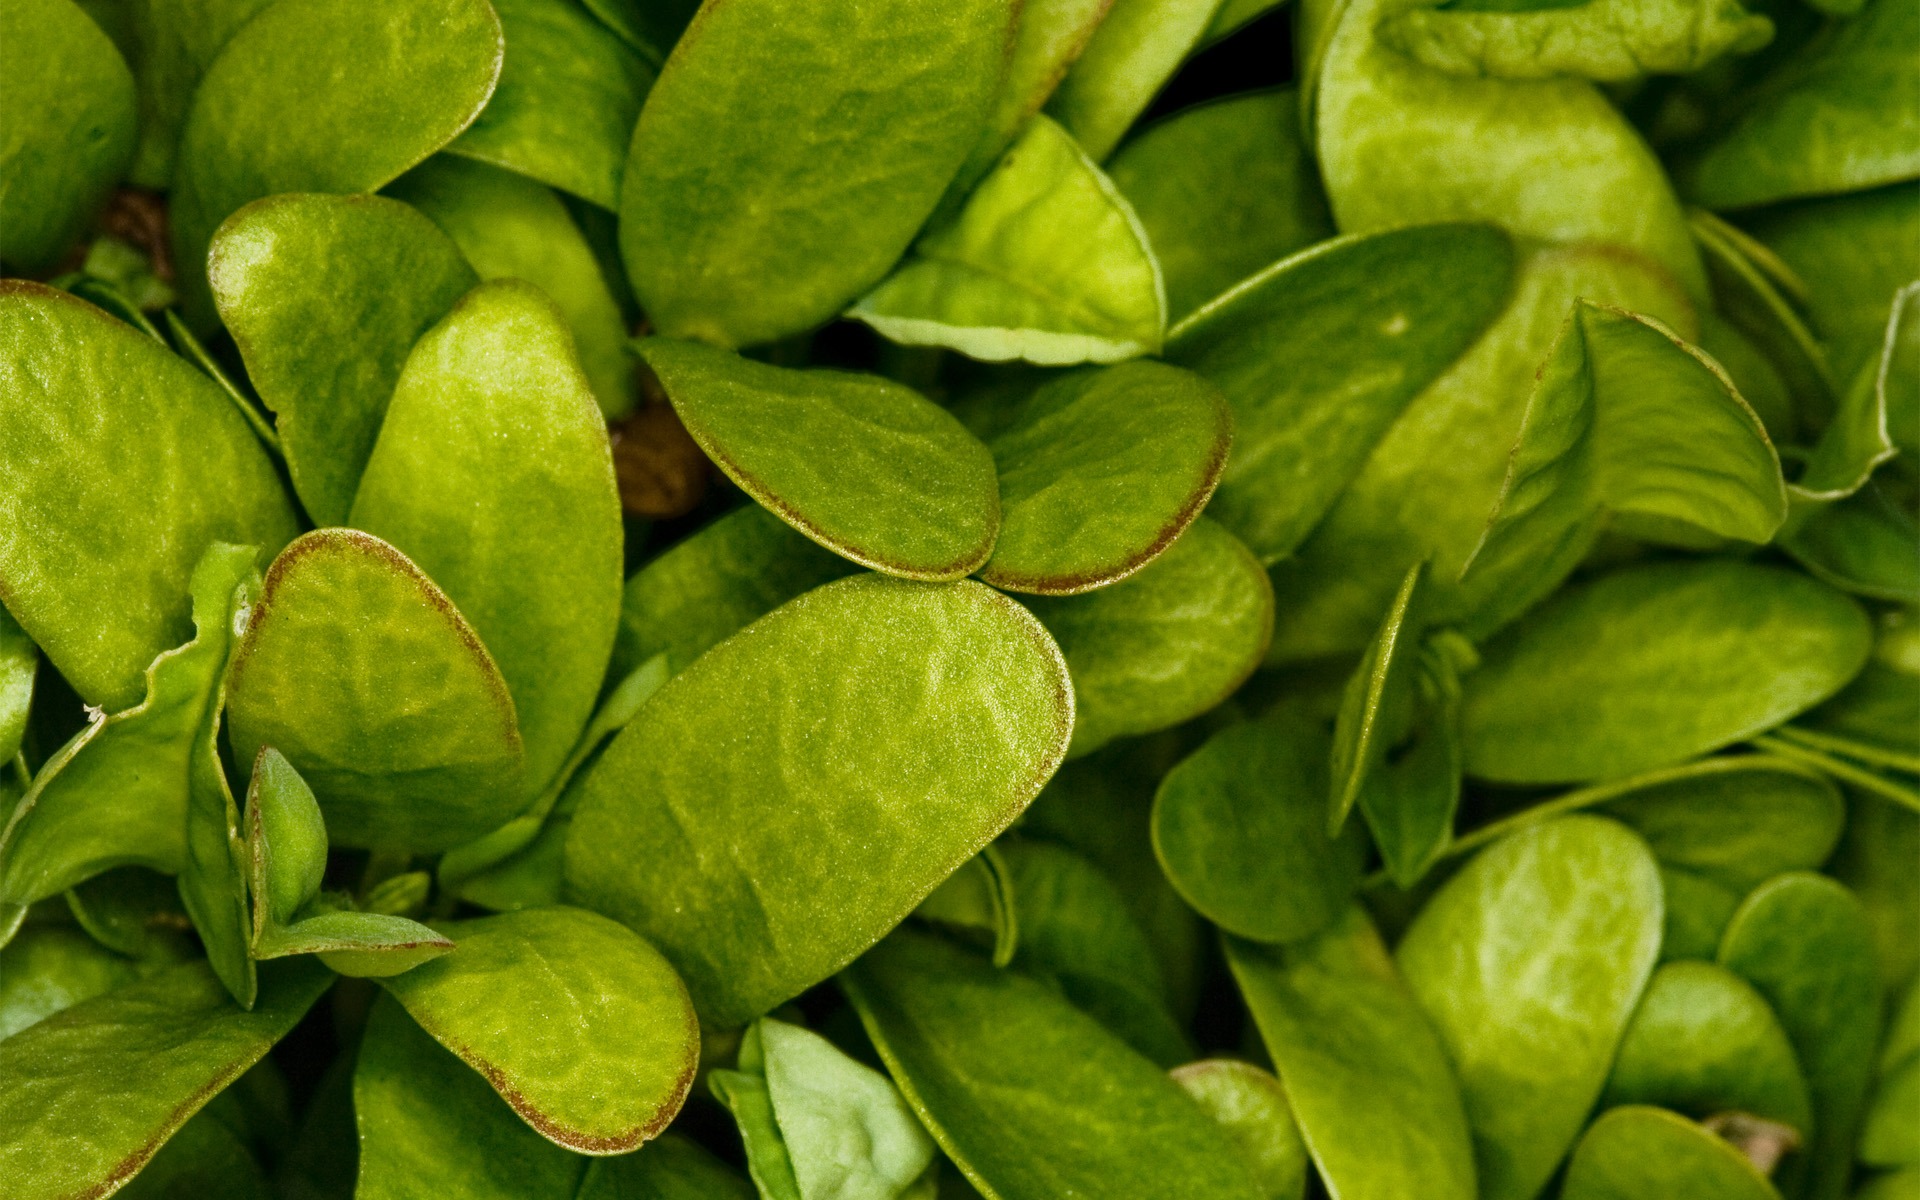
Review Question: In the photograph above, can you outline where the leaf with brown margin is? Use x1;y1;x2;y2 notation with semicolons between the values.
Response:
226;530;525;852
0;957;330;1200
377;906;699;1154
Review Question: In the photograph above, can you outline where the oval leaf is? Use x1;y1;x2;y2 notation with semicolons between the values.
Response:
1561;1106;1782;1200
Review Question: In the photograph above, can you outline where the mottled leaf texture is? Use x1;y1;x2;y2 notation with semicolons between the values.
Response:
1044;0;1222;161
1378;0;1772;83
946;0;1113;196
1169;1060;1311;1200
1561;1106;1781;1200
618;0;1013;347
0;926;137;1041
0;606;33;766
566;574;1073;1027
226;529;526;851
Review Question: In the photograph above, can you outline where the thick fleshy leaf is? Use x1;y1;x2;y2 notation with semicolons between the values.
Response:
1395;816;1664;1200
1459;560;1872;784
354;994;583;1200
445;0;653;209
1107;88;1334;322
1169;1060;1311;1200
843;930;1267;1200
1561;1106;1782;1200
0;958;330;1200
618;0;1012;348
0;925;138;1040
1673;0;1920;209
979;360;1231;594
609;504;856;681
1152;709;1365;944
208;192;478;526
566;574;1072;1026
851;115;1166;365
1044;0;1221;160
1718;872;1881;1200
379;907;698;1153
1026;518;1271;758
0;282;298;709
1;0;134;272
946;0;1113;196
169;0;504;321
1378;0;1772;83
1163;224;1515;565
0;607;32;766
350;278;622;796
118;0;275;187
1466;302;1786;607
1226;907;1478;1200
226;529;525;852
575;1135;755;1200
1602;961;1813;1136
637;339;1000;581
388;155;637;418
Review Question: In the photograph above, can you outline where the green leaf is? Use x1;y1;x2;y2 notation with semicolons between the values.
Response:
208;192;479;526
65;866;197;961
226;529;526;852
1329;561;1426;835
119;0;276;187
117;1106;271;1200
1044;0;1222;160
354;993;584;1200
0;282;298;710
1863;1053;1920;1167
707;1065;800;1200
0;606;35;771
1459;559;1872;784
1168;1059;1311;1200
0;925;138;1040
0;958;331;1200
609;504;856;682
914;846;1019;968
618;0;1013;347
1107;88;1335;322
0;0;136;272
445;0;654;209
1378;0;1773;82
377;906;698;1153
566;574;1071;1026
169;0;504;322
1561;1106;1782;1200
574;1134;755;1200
1395;816;1664;1200
1025;518;1271;758
946;0;1113;197
1163;223;1515;565
843;929;1267;1200
1691;208;1837;435
574;0;695;66
1673;0;1920;209
1602;961;1814;1137
1152;709;1366;944
1718;872;1882;1200
1464;301;1787;608
1855;1168;1920;1200
1225;907;1478;1200
851;115;1166;366
389;153;638;419
350;277;623;796
1781;485;1920;606
637;339;1001;581
979;360;1231;594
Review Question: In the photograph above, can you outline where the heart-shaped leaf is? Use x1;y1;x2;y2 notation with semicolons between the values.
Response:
851;115;1165;366
208;192;479;525
1395;816;1664;1200
1043;0;1220;160
1025;518;1271;758
1226;907;1477;1200
377;906;698;1153
226;529;525;851
350;277;623;795
842;929;1268;1200
565;574;1073;1027
1168;1059;1311;1200
1561;1106;1782;1200
1459;559;1873;784
618;0;1012;347
0;282;298;709
638;338;1001;581
979;360;1231;594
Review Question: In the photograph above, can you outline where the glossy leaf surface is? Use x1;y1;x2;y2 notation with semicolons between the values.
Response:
0;282;298;709
843;930;1266;1200
618;0;1012;347
1395;816;1664;1200
638;338;1000;581
1227;907;1478;1200
1561;1106;1781;1200
980;360;1231;594
1026;519;1271;758
1044;0;1221;160
208;192;478;526
852;115;1166;365
566;574;1072;1026
1460;560;1872;783
226;530;525;851
1169;1059;1310;1200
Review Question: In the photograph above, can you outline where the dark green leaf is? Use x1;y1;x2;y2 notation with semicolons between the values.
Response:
119;0;275;187
117;1105;270;1200
574;1134;755;1200
0;925;137;1040
1044;0;1221;160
